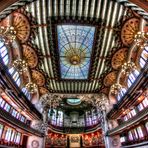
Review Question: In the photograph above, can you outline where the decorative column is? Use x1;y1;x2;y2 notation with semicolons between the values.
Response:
94;94;110;148
100;104;110;148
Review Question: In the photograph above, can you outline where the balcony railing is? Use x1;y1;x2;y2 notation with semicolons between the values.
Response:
107;107;148;136
0;107;44;137
121;136;148;148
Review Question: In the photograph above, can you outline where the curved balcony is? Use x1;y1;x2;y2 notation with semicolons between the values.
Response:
107;64;148;119
0;107;44;137
107;107;148;136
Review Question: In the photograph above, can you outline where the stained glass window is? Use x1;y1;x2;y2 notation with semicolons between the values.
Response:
4;103;11;112
137;103;144;111
137;126;144;138
8;67;21;87
10;130;15;142
57;25;95;79
5;128;12;141
140;46;148;68
117;88;127;101
22;87;31;100
145;122;148;132
128;131;133;141
0;40;9;65
120;137;126;143
127;69;139;88
0;124;3;139
14;132;21;144
142;97;148;107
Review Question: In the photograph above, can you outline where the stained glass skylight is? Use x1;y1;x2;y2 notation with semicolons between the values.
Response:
57;25;95;79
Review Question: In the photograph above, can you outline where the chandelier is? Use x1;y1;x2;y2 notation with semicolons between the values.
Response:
0;26;16;42
134;31;148;46
121;62;136;75
110;83;122;95
25;82;37;94
13;59;28;74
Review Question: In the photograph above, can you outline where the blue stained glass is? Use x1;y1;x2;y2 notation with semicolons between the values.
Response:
140;46;148;68
57;25;95;79
67;98;81;105
0;40;9;65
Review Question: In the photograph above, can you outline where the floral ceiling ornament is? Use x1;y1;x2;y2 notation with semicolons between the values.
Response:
110;83;122;95
134;31;148;46
0;26;16;42
40;94;63;109
95;93;108;109
121;61;136;75
25;82;37;94
13;59;28;74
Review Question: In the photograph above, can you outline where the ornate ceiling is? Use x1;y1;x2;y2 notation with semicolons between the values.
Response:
0;0;147;97
23;0;129;94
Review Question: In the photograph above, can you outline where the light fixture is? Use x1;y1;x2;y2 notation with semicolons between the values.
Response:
0;26;16;42
121;61;136;75
25;82;37;94
134;31;148;46
111;83;122;95
13;59;28;74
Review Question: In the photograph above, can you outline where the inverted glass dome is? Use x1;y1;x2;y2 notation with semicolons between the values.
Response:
67;98;81;105
57;25;95;80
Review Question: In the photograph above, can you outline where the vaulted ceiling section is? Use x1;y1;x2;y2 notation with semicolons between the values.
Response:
0;0;147;95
